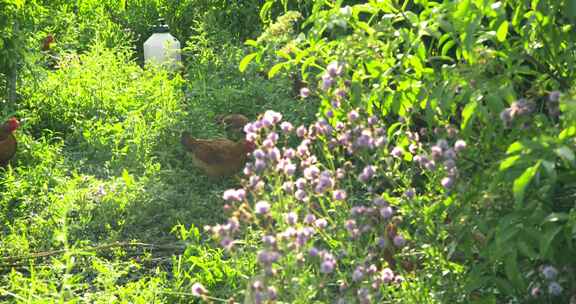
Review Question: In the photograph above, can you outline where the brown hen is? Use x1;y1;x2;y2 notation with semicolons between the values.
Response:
0;117;20;166
181;132;255;178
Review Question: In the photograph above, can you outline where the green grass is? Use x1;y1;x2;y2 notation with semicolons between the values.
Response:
3;1;574;302
0;39;315;303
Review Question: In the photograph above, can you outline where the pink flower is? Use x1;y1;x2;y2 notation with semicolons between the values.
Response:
444;148;457;160
333;189;347;201
304;213;316;224
283;148;296;159
262;235;276;246
222;189;245;201
391;146;404;158
381;268;394;283
263;110;283;124
335;88;347;99
295;189;308;201
309;247;319;257
255;201;271;215
320;73;334;91
267;132;279;144
283;162;296;176
358;165;376;182
222;189;237;201
285;212;298;225
296;125;307;138
424;160;436;170
431;145;443;160
315;218;328;229
542;265;558;280
257;250;280;266
282;181;294;193
548;282;563;296
373;197;387;207
253;149;266;159
268;147;281;161
254;159;267;172
347;110;359;122
380;206;393;219
191;282;207;297
454;140;467;152
280;121;294;133
441;176;455;189
300;87;311;98
303;165;320;180
393;235;406;247
352;266;365;282
327;61;343;77
320;256;336;273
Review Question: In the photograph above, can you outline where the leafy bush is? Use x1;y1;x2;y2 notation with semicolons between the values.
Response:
205;0;576;302
1;43;246;302
1;0;576;303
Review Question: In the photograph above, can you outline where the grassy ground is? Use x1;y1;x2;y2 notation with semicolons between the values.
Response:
0;40;316;302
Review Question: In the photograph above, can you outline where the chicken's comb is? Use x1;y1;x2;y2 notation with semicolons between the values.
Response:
6;117;19;132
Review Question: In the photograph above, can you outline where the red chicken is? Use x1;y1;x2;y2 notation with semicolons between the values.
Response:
0;117;20;166
181;132;255;178
41;34;55;51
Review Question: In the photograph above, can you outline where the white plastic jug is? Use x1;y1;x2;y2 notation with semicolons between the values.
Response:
143;21;181;71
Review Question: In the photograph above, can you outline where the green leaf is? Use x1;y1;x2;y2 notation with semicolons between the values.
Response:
276;50;292;61
461;100;478;133
555;146;575;166
497;224;521;245
441;40;456;57
513;161;541;205
517;241;538;259
493;277;515;295
350;79;362;106
239;53;258;72
384;122;401;141
259;1;274;23
268;62;286;79
496;21;509;42
244;39;258;47
504;250;524;289
559;126;576;140
506;141;525;154
541;160;557;183
512;4;524;27
483;93;504;115
122;169;133;187
356;21;375;36
463;271;491;293
568;0;576;18
454;0;471;20
539;225;562;258
403;11;419;25
543;213;569;224
301;56;316;76
499;155;522;171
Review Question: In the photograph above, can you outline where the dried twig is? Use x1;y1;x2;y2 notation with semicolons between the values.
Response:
0;241;187;268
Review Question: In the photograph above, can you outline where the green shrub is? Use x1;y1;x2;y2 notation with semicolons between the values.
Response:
208;0;576;302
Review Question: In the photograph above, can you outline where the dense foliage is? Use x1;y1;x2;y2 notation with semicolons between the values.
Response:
1;0;575;303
